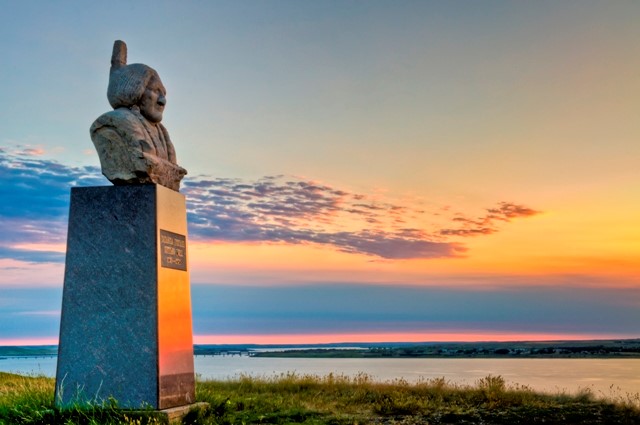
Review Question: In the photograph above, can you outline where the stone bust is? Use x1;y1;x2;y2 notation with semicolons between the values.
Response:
90;40;187;191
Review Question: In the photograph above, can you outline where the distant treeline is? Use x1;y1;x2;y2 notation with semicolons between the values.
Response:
0;346;57;358
2;339;639;359
249;339;640;359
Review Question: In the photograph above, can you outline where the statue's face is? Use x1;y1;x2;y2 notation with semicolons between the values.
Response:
139;75;166;123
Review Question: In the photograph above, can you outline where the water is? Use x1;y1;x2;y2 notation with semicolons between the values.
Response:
2;356;639;401
0;357;56;377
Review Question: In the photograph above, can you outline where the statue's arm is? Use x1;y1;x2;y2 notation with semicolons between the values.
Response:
91;126;151;184
90;113;186;190
139;150;187;190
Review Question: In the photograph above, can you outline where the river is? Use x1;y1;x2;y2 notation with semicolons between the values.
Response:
2;355;639;402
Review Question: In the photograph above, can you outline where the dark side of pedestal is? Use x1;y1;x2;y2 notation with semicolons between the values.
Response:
55;185;195;409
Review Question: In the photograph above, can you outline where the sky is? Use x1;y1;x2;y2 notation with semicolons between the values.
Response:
1;1;639;345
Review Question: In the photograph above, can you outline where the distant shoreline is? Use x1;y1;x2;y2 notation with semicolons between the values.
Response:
246;338;640;359
2;338;639;359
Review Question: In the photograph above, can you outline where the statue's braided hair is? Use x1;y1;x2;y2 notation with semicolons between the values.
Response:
106;40;160;109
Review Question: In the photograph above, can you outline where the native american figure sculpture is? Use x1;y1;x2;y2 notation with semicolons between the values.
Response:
90;40;187;191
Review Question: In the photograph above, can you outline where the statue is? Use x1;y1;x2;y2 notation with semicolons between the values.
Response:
90;40;187;191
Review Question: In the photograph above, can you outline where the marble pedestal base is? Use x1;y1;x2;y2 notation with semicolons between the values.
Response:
55;185;195;409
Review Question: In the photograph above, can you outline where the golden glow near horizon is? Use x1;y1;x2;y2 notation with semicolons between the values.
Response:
5;330;639;347
193;332;639;345
187;192;640;288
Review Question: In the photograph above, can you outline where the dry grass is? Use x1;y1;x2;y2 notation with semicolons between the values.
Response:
190;372;640;424
2;371;640;424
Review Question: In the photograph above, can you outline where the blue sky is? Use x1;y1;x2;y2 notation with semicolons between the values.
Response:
1;1;639;344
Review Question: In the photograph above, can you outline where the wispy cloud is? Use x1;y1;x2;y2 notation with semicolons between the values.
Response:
440;202;540;237
14;310;60;317
189;282;640;336
2;282;639;342
0;147;540;262
183;176;539;259
183;176;468;259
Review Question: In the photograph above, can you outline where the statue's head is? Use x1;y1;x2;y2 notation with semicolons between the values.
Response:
106;41;167;123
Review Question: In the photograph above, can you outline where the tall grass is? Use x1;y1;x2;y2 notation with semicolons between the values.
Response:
191;372;640;424
2;371;640;424
0;372;160;425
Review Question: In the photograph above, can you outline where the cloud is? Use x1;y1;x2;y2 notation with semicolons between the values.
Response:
2;281;639;341
440;202;541;237
0;246;65;263
183;176;466;259
14;310;60;317
3;282;639;342
183;176;537;259
488;202;540;219
0;287;62;339
0;146;104;262
189;282;640;336
0;147;538;262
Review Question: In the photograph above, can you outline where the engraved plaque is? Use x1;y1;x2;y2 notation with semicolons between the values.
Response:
160;229;187;271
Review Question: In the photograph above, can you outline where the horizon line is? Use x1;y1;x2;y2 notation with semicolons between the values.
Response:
2;332;639;347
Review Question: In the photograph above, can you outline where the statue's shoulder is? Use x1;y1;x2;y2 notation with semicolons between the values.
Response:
90;108;145;138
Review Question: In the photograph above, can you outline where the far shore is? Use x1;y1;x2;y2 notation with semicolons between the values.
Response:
1;338;639;359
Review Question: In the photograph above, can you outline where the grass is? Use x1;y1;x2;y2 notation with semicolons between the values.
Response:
1;371;640;424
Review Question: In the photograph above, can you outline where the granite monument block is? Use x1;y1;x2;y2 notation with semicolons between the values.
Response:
55;184;195;409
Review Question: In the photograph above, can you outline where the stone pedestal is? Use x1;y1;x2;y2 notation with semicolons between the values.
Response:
55;185;195;409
